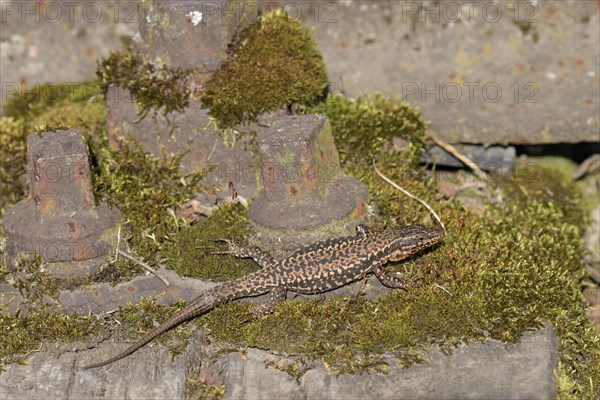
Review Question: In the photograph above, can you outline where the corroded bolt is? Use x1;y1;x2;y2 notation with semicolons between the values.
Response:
136;0;259;71
249;115;369;250
2;130;121;280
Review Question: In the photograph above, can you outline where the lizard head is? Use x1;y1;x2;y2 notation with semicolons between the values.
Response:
385;224;444;262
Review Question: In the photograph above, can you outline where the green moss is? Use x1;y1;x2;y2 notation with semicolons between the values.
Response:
304;94;426;165
94;139;205;265
201;9;328;128
3;82;105;130
96;46;195;118
0;255;59;305
116;298;192;348
514;18;539;43
185;378;226;400
0;305;100;370
0;256;94;371
164;203;257;281
0;295;189;372
0;117;28;223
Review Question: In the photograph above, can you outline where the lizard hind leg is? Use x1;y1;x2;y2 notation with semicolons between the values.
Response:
252;287;286;318
210;239;275;268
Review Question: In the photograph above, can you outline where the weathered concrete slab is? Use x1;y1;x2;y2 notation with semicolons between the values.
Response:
217;325;559;400
295;0;600;144
0;337;201;400
0;324;559;400
215;350;305;400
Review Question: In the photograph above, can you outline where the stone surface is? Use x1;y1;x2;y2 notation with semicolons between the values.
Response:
296;0;599;144
218;325;559;400
421;143;517;171
0;0;137;116
0;335;202;400
2;130;122;279
0;324;559;400
215;350;305;400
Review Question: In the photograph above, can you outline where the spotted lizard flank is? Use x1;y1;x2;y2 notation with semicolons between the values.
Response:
84;224;444;369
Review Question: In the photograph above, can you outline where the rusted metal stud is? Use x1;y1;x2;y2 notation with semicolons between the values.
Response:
249;114;369;253
2;129;122;280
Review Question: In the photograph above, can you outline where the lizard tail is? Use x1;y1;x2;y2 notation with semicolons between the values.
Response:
83;288;228;369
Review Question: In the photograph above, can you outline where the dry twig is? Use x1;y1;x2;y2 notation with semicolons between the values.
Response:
117;250;170;286
430;135;487;181
373;160;446;233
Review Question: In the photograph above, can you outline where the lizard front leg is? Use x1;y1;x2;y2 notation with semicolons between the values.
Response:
371;264;412;289
210;239;275;268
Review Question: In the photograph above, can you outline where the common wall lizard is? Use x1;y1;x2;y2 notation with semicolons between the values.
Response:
84;224;444;369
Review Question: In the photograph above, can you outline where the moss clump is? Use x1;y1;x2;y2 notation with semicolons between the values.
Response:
0;117;28;223
0;305;101;371
201;9;328;128
3;82;105;132
164;203;256;281
0;295;188;372
116;298;191;346
94;139;205;263
304;94;426;165
185;380;226;400
0;256;95;371
96;46;195;118
0;256;59;306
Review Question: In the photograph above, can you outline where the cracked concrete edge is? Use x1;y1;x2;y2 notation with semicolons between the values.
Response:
217;324;559;400
0;324;558;400
0;334;204;400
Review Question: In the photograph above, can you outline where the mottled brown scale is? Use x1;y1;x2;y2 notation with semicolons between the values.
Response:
84;224;444;369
